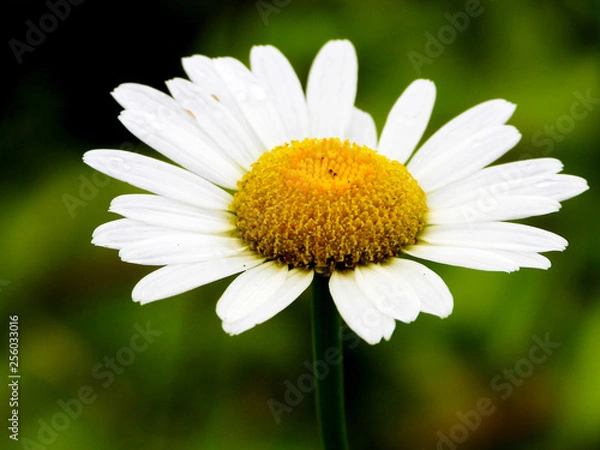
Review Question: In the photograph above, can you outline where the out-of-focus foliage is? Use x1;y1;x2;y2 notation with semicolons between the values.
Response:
1;0;598;449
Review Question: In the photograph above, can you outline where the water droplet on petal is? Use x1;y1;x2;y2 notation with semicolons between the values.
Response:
236;91;247;102
249;84;266;101
109;157;130;172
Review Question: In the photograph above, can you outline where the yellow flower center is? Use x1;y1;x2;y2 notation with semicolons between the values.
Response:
231;138;428;275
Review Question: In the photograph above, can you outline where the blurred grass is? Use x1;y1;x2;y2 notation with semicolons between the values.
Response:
1;0;599;449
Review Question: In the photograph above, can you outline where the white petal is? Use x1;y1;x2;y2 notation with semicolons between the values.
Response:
112;83;194;125
132;254;266;304
166;78;261;170
423;157;584;224
118;109;244;189
113;83;244;188
426;158;565;210
408;99;516;170
419;223;567;252
216;261;286;321
511;174;589;202
406;243;554;273
109;194;235;233
494;251;551;270
378;79;436;164
385;259;453;318
353;264;421;323
83;150;232;210
346;108;377;148
213;57;289;149
404;244;520;272
410;125;522;192
119;233;248;265
182;54;263;147
306;40;358;139
329;270;395;345
250;45;310;141
219;265;314;335
92;219;172;250
427;195;561;224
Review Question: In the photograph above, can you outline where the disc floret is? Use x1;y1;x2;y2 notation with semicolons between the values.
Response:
231;138;428;275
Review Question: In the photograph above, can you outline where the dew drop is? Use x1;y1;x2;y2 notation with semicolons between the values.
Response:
249;84;266;101
150;120;163;131
236;91;248;102
108;157;130;172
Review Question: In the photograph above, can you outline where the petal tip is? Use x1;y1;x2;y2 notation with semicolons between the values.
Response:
413;78;436;89
110;84;133;106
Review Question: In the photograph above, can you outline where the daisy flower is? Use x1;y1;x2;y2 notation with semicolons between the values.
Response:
84;40;588;345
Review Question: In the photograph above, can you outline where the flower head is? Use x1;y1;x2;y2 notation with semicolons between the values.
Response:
84;40;588;344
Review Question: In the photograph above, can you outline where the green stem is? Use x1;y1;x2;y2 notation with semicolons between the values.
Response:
311;274;349;450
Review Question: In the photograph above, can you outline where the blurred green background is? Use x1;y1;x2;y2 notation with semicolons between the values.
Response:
2;0;599;449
